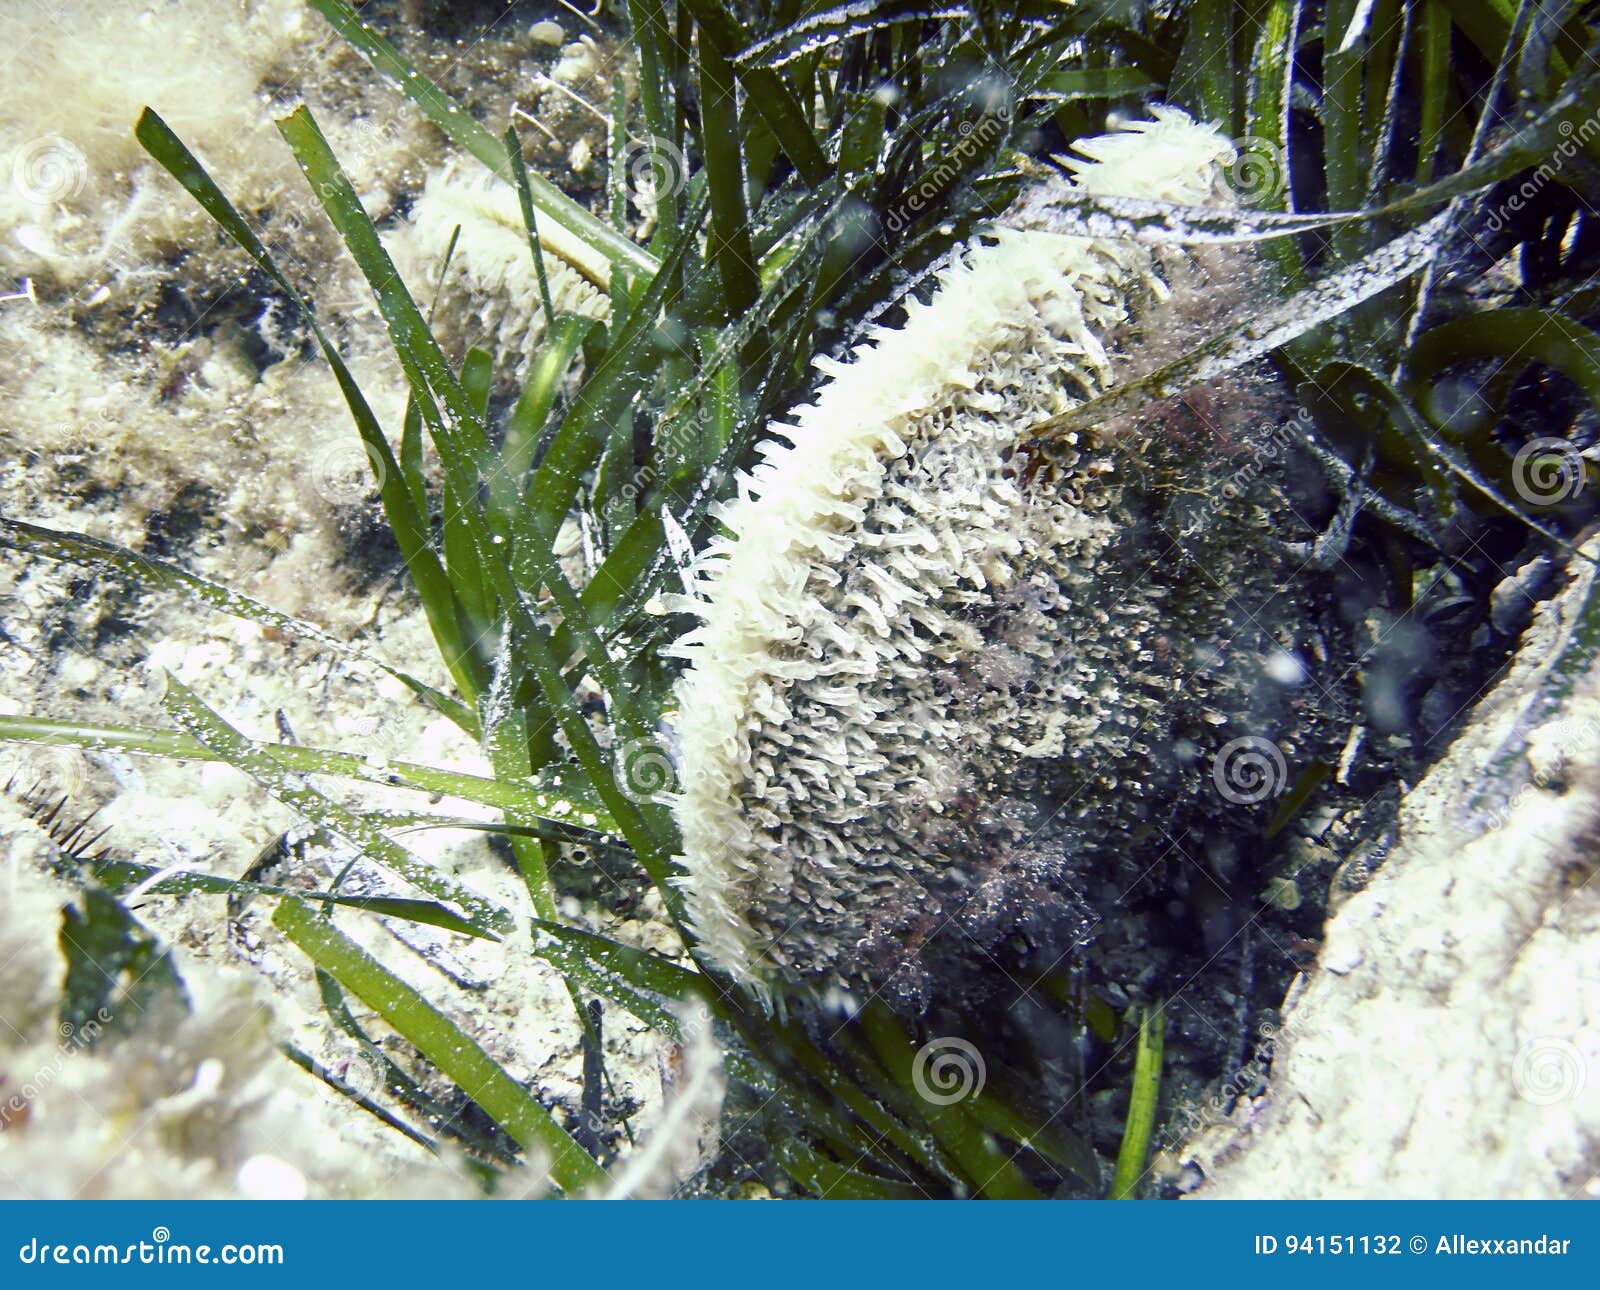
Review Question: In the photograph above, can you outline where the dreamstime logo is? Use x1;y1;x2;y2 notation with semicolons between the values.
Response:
1211;735;1288;805
911;1036;986;1105
617;135;689;204
314;1037;384;1101
12;135;87;205
1512;1036;1588;1106
307;439;386;507
1511;437;1586;506
614;737;678;803
0;744;87;801
1223;135;1286;205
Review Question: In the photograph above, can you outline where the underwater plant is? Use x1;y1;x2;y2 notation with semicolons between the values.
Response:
5;0;1600;1200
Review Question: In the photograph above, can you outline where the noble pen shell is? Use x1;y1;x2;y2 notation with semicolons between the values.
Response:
663;109;1337;1007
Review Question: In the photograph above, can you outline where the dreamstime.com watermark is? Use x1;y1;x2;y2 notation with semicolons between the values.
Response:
884;100;1013;235
307;438;387;508
1512;1034;1593;1107
18;1228;283;1268
1510;437;1590;507
0;743;87;802
1223;135;1287;206
1482;110;1600;236
614;736;678;803
1174;407;1311;542
1164;1020;1279;1148
1478;712;1600;834
10;135;87;206
1212;735;1289;805
616;133;690;205
0;1008;112;1130
911;1036;986;1105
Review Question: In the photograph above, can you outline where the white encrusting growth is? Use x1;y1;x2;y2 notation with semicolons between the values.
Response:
391;164;610;376
665;110;1240;997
